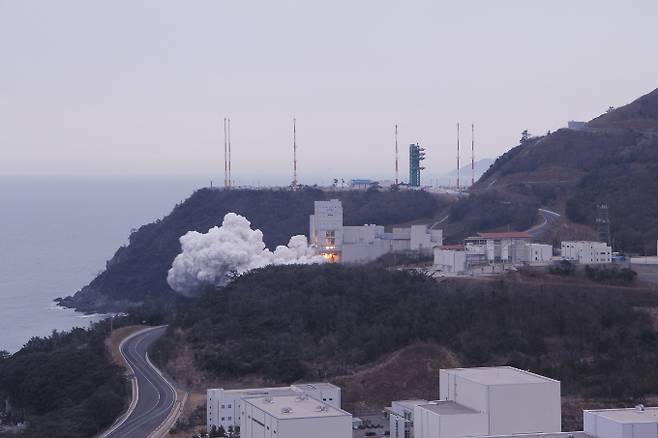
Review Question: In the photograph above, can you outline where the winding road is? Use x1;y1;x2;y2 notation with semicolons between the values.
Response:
527;208;561;239
102;326;178;438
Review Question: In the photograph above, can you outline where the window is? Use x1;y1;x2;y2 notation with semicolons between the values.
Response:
221;417;225;421
221;404;225;409
228;404;232;408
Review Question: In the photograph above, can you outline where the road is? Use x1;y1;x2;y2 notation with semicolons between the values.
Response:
527;208;561;239
102;326;178;438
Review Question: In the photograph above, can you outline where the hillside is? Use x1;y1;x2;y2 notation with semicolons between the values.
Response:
473;86;658;252
57;187;446;312
153;264;658;410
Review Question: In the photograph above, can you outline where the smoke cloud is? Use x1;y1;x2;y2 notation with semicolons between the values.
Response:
167;212;324;296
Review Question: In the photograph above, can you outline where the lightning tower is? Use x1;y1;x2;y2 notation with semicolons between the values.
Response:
292;118;298;189
457;123;461;190
395;124;399;185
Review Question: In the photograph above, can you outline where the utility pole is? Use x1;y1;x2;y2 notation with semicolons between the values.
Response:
292;118;298;189
457;123;461;191
228;118;232;188
395;124;399;185
223;117;228;188
471;123;475;186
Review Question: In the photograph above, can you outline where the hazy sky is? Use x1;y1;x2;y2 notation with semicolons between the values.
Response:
2;1;658;185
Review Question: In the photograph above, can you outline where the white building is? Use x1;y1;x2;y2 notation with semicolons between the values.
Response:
561;241;612;264
465;232;531;267
309;199;442;263
207;383;341;433
433;246;467;274
525;244;554;265
568;121;587;130
584;406;658;438
240;394;352;438
414;366;561;438
480;405;658;438
434;236;552;274
309;199;344;261
387;399;429;438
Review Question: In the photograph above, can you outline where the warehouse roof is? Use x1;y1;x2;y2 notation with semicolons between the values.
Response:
586;407;658;423
443;366;558;385
244;394;350;420
419;401;480;416
293;382;340;393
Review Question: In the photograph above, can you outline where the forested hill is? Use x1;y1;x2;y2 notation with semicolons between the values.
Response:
57;187;446;313
473;86;658;253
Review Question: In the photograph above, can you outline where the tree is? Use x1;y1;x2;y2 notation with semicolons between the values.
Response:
520;130;531;143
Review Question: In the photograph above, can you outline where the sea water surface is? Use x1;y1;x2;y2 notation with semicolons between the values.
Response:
0;176;206;353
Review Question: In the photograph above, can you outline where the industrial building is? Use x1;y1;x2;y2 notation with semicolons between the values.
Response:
309;199;442;263
240;394;352;438
413;366;561;438
207;382;341;432
583;406;658;438
387;400;429;438
433;233;553;275
561;241;612;264
480;405;658;438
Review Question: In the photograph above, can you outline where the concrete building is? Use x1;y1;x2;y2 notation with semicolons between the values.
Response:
465;232;531;267
479;405;658;438
434;246;467;274
414;367;561;438
525;244;554;265
568;121;587;130
561;241;612;264
584;406;658;438
207;383;341;433
309;199;344;261
240;394;352;438
309;199;442;263
434;233;551;275
387;400;429;438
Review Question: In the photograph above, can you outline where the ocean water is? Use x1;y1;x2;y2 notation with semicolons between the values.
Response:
0;176;206;353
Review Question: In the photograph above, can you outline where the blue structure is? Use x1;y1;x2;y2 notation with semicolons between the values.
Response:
409;143;426;187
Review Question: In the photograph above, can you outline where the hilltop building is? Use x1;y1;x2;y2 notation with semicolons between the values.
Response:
309;199;442;263
207;382;341;433
240;394;352;438
561;241;612;264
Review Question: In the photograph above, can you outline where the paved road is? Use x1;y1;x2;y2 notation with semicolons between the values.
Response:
103;326;177;438
527;208;561;239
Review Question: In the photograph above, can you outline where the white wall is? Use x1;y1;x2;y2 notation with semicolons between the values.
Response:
277;416;352;438
434;249;466;273
240;401;350;438
488;382;561;435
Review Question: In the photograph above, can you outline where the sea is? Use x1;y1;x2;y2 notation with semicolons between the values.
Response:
0;176;208;353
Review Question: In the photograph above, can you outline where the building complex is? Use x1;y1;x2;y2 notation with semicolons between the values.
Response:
309;199;442;263
207;382;340;433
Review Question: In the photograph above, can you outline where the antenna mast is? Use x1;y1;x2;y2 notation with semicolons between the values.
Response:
471;123;475;186
457;123;461;191
395;124;399;185
293;118;298;189
223;117;228;188
228;118;232;188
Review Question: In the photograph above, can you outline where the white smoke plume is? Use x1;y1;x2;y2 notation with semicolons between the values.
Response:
167;212;325;296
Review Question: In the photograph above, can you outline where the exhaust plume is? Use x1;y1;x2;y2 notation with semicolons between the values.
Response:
167;212;324;296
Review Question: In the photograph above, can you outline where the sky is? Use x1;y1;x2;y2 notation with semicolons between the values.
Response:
1;1;658;186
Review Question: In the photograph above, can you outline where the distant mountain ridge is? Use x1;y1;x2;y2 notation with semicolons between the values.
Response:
475;86;658;253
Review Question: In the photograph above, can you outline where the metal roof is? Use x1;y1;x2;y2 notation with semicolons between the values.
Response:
443;366;559;385
477;232;531;239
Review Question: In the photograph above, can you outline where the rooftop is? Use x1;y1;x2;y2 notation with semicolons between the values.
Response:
586;407;658;424
443;366;558;385
475;432;590;438
244;394;351;420
391;400;430;410
419;401;480;416
477;232;531;239
292;382;340;393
